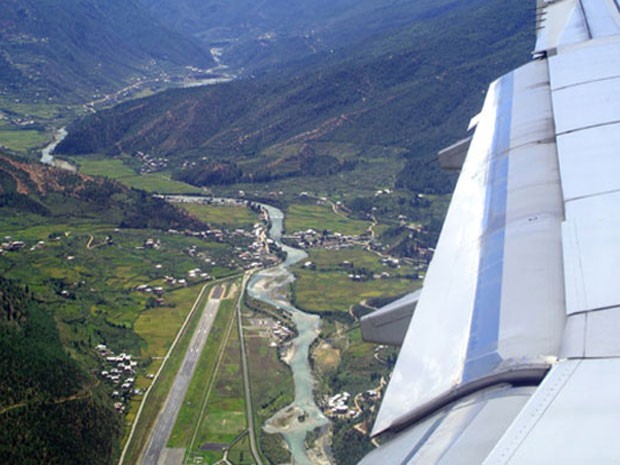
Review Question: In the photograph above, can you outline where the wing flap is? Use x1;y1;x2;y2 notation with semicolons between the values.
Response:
372;59;565;436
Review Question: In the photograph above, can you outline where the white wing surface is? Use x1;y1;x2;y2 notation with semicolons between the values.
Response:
360;0;620;462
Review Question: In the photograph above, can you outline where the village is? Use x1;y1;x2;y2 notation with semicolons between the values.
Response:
95;344;142;413
0;238;26;255
134;151;169;174
319;379;385;437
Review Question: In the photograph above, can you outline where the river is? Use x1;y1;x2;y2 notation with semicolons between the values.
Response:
246;205;331;465
40;127;74;169
167;197;331;464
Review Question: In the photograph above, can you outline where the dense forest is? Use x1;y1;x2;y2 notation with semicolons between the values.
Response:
0;277;122;465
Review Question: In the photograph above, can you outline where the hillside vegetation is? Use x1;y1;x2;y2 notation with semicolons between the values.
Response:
0;277;122;465
58;0;533;196
0;0;213;103
0;153;205;229
139;0;465;71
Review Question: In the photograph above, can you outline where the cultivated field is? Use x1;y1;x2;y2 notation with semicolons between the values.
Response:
181;203;258;230
284;203;369;236
73;157;204;194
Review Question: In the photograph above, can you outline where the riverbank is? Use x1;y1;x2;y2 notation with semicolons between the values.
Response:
246;204;332;465
40;127;77;171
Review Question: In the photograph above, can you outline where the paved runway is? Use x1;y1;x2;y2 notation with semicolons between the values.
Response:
141;285;224;465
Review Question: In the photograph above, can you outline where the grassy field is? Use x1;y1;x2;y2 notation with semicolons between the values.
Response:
227;433;255;465
192;303;246;447
72;157;203;194
135;286;206;358
242;302;294;465
0;128;50;153
181;202;259;230
292;269;417;313
284;203;370;236
73;157;136;177
302;247;413;274
291;246;420;313
0;222;238;323
118;173;204;194
0;99;80;120
0;99;82;154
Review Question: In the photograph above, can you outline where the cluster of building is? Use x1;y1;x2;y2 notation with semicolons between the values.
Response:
270;320;295;347
325;392;357;418
284;228;368;251
95;345;142;413
186;220;278;271
187;267;211;280
238;223;280;270
380;257;401;268
10;117;37;127
143;238;161;250
0;239;48;255
134;151;169;174
0;239;26;255
322;389;382;422
135;284;166;295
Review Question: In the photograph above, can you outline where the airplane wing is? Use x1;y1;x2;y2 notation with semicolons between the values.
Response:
359;1;620;463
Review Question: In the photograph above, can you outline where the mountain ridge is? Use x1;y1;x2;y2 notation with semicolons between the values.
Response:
58;0;533;193
0;0;214;103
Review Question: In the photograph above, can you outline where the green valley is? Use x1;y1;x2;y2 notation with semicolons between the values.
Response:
0;0;537;464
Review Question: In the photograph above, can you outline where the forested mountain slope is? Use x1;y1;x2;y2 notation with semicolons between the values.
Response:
0;152;205;230
0;0;213;102
59;0;533;193
0;277;121;465
140;0;467;70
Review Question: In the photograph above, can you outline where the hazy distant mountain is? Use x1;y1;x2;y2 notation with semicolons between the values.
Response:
139;0;465;71
60;0;533;189
0;0;214;102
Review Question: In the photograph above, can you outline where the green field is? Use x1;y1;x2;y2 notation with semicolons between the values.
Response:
73;157;136;177
241;302;294;465
73;157;204;194
227;433;255;465
0;99;80;121
291;246;419;313
0;99;82;154
119;173;204;194
302;247;412;274
284;203;370;236
135;285;206;359
0;128;50;153
293;269;417;313
181;202;259;230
